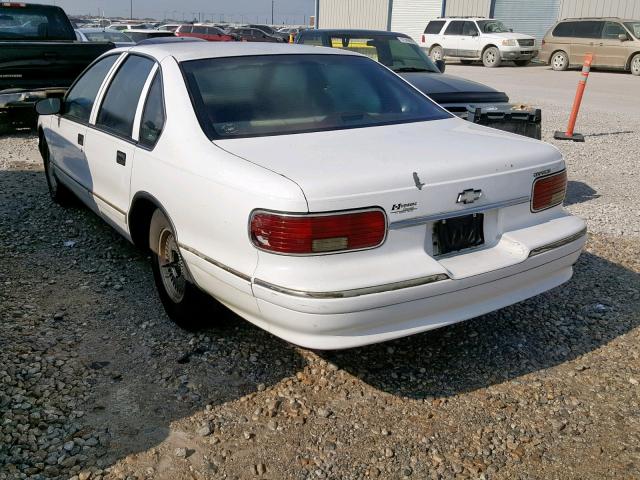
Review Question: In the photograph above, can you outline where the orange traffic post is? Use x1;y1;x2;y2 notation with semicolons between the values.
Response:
554;53;593;142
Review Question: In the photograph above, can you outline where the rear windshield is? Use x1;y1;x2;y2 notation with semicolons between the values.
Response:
126;31;173;42
0;5;74;40
182;54;450;140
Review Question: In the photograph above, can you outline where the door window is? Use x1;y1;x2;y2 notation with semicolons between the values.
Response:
96;55;155;138
462;21;479;36
602;22;626;39
444;21;464;36
64;55;119;122
424;20;445;34
573;21;604;39
192;26;207;34
139;72;165;148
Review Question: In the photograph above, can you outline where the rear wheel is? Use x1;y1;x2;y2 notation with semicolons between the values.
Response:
551;51;569;71
149;209;214;329
40;138;74;205
514;59;531;67
482;47;502;68
631;54;640;76
430;45;443;61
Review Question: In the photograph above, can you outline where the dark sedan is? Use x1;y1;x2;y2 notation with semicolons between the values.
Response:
228;27;285;43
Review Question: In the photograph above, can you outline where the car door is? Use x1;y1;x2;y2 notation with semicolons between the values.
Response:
459;21;481;58
47;54;121;195
83;54;156;232
596;21;630;68
441;21;465;57
570;21;604;65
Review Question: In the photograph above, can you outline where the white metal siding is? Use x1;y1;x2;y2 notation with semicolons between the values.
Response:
317;0;390;30
559;0;640;19
391;0;443;43
445;0;491;17
494;0;561;44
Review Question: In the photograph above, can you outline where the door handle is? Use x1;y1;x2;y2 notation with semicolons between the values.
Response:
77;133;84;146
116;151;126;166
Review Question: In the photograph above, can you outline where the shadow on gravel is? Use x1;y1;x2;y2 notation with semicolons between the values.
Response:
321;249;639;399
0;168;304;473
565;180;600;206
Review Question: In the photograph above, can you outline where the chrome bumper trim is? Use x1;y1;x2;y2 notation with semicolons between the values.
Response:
178;243;252;282
253;274;450;299
389;196;530;230
528;228;587;257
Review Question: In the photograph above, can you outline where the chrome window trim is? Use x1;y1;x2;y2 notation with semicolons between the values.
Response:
389;196;530;230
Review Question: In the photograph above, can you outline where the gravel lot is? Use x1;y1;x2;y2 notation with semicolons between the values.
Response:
1;65;639;480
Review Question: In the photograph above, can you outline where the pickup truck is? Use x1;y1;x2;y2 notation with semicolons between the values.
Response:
0;3;115;133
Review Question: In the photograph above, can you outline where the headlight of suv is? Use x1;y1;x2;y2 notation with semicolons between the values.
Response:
502;39;517;46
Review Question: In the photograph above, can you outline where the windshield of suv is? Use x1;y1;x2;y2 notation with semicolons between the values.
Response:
182;54;450;140
625;22;640;39
0;5;74;40
476;20;510;33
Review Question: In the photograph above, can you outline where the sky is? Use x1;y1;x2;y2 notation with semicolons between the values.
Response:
39;0;316;24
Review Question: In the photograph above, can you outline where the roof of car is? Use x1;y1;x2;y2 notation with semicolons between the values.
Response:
114;42;359;62
303;29;409;37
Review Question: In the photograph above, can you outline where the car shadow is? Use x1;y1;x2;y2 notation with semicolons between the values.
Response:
565;180;600;206
1;164;638;475
319;247;639;399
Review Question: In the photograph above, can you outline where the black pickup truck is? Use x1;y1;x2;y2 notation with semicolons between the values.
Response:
0;3;115;133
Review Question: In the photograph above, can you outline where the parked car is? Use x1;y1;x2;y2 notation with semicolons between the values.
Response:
157;24;180;32
76;28;135;47
247;24;289;40
108;23;143;31
421;17;538;67
0;3;115;133
36;42;586;349
228;27;284;43
175;24;235;42
540;18;640;75
124;29;174;43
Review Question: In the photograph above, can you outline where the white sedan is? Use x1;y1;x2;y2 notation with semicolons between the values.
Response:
36;42;586;350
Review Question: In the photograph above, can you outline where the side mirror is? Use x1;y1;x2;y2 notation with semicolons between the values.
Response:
619;33;628;41
35;97;61;116
435;59;446;73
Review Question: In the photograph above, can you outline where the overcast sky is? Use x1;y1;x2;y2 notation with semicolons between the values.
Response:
39;0;315;24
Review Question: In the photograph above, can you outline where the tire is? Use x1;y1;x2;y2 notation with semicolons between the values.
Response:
551;51;569;71
149;209;214;329
430;45;444;62
482;47;502;68
459;59;473;65
514;59;531;67
631;53;640;76
40;138;74;205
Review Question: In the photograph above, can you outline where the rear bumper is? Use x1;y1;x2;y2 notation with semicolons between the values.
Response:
184;214;586;350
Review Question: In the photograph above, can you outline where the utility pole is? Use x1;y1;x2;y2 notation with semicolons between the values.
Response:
130;0;133;20
271;0;274;25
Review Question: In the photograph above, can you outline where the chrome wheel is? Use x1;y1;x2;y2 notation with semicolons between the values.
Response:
631;55;640;76
430;46;443;61
552;52;568;71
157;228;186;303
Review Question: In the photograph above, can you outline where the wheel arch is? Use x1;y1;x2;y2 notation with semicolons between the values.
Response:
625;51;640;70
429;43;442;53
128;192;176;252
481;43;499;55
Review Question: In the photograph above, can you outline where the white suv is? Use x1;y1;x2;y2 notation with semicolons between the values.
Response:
420;18;538;67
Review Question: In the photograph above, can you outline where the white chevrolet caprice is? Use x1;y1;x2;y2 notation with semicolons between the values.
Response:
36;42;586;350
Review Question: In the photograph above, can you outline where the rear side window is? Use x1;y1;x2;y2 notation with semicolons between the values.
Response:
64;55;119;122
139;72;165;148
193;26;207;34
552;22;574;37
96;55;155;138
424;20;445;34
444;21;464;36
179;25;192;33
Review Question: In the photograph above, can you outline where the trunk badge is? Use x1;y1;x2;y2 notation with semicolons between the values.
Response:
457;189;483;205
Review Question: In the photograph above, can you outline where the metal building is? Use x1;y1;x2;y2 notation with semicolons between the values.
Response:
315;0;640;43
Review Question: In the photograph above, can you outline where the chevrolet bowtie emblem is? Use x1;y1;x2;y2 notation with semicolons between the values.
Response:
457;189;483;204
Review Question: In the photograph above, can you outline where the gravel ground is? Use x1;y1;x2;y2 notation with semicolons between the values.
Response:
1;67;639;480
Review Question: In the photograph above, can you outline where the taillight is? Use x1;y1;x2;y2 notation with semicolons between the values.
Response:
541;39;546;46
250;209;387;255
421;34;425;43
531;170;567;212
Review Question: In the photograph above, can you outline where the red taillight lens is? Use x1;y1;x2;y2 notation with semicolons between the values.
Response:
250;209;386;255
421;34;425;43
531;170;567;212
